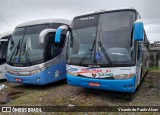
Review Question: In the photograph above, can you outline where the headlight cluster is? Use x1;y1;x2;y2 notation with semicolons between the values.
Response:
30;69;41;75
113;74;135;79
6;67;47;76
67;71;78;76
6;70;18;76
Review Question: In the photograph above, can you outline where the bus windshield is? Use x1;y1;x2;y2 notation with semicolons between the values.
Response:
68;11;136;66
6;24;49;65
0;35;11;59
69;15;99;64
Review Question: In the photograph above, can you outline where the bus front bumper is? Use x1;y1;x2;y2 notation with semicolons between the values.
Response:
5;71;47;85
67;74;137;92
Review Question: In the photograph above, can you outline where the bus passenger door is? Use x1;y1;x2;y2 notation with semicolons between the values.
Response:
136;41;142;86
55;26;71;78
133;19;144;87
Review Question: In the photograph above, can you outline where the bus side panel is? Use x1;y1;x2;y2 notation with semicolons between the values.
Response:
142;46;149;75
45;61;66;84
141;34;149;77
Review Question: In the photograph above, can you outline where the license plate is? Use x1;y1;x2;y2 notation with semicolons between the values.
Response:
89;82;100;87
16;78;22;82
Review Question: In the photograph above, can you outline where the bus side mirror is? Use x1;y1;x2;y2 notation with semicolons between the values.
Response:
55;25;69;43
39;29;56;44
133;19;144;41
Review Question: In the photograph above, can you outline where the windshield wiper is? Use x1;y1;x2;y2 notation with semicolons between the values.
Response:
90;40;96;59
78;40;96;65
9;39;21;62
78;49;91;65
98;41;112;65
21;39;30;63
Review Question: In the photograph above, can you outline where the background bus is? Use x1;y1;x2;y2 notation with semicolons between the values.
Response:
57;8;149;92
0;31;12;79
5;18;71;85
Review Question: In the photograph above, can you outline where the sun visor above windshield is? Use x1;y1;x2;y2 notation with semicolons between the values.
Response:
72;15;99;29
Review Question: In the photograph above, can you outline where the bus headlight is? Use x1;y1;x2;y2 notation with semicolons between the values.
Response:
113;74;135;79
30;67;47;75
6;69;18;75
67;71;78;76
30;69;41;75
40;67;47;71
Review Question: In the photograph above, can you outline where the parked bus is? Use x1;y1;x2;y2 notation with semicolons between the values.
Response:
0;31;12;79
56;8;149;92
5;18;71;85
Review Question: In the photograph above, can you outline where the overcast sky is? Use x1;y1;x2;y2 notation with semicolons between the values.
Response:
0;0;160;43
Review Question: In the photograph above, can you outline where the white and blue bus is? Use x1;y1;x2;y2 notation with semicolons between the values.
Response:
0;31;12;79
5;18;71;85
56;8;149;92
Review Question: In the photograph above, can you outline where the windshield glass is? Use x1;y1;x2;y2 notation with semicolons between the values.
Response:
6;24;49;64
68;15;99;64
68;10;136;65
98;11;135;64
0;36;11;59
6;28;25;62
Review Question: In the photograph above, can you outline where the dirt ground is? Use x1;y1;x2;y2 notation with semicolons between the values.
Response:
0;72;159;114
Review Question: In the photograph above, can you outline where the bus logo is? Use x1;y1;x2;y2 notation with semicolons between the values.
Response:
2;107;11;112
92;73;97;77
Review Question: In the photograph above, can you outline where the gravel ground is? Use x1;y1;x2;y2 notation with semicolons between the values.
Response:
0;72;159;106
0;72;159;114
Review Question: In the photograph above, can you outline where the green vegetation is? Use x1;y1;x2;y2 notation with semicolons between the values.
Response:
148;67;160;73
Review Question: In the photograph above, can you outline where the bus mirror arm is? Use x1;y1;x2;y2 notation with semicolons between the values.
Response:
55;25;70;43
39;29;56;44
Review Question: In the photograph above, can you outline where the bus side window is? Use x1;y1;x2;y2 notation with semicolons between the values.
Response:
45;33;58;61
45;33;66;61
58;34;66;48
0;36;10;59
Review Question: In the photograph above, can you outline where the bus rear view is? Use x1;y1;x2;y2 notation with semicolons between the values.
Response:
67;8;149;92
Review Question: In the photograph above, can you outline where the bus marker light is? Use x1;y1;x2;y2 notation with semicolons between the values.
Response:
89;82;100;87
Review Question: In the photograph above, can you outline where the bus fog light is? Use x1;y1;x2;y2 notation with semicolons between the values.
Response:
67;71;78;76
128;85;133;88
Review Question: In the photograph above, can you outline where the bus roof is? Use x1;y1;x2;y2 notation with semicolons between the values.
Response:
74;8;138;19
16;18;71;28
0;31;13;39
